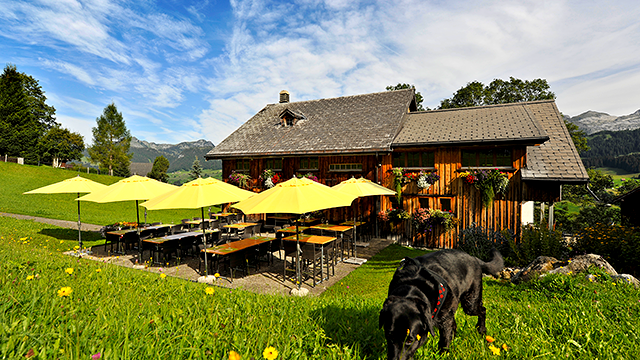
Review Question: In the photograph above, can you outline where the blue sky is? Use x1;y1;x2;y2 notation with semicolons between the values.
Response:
2;0;640;146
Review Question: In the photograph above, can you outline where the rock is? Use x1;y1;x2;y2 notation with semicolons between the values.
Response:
290;288;309;296
612;274;640;288
197;275;217;285
497;267;520;280
512;254;620;284
511;256;559;284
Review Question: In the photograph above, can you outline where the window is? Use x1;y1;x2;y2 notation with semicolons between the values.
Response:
300;157;319;170
393;151;435;168
440;198;452;212
462;149;512;168
418;197;430;209
265;158;282;171
329;163;362;172
235;159;250;172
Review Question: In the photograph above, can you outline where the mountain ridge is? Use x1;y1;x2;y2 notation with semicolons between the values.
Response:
129;137;219;172
565;109;640;134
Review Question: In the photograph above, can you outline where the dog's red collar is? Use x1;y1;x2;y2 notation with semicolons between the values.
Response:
426;270;449;319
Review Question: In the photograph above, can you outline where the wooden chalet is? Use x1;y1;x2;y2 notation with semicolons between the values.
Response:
205;89;588;248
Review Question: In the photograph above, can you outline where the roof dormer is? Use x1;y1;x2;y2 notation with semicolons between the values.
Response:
279;108;306;127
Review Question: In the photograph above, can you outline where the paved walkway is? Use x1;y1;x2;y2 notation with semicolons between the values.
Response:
1;212;393;296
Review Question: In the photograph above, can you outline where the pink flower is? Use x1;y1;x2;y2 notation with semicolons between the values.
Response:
92;353;101;359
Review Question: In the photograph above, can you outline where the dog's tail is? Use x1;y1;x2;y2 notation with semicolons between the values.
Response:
480;248;504;276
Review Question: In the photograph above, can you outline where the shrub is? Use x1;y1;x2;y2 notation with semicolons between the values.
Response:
574;223;640;276
457;224;513;263
512;224;569;265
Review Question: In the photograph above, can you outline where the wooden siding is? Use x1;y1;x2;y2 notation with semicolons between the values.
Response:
222;145;542;249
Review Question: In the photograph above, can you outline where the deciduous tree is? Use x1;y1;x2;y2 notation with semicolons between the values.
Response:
88;103;132;176
37;125;84;167
386;83;427;111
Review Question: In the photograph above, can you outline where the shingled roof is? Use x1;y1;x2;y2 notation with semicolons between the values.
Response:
205;89;416;159
393;100;588;183
393;102;550;146
520;101;589;183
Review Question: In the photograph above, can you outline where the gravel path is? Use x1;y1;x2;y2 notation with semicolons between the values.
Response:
2;212;394;296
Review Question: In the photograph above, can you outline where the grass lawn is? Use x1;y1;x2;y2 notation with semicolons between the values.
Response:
2;162;640;359
0;162;219;227
2;216;640;359
596;167;640;186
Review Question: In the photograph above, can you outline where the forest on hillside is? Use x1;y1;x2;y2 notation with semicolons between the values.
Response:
581;128;640;173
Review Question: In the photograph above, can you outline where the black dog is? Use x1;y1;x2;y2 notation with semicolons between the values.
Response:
379;249;503;359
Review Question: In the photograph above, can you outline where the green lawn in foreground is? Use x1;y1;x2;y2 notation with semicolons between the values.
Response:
0;162;219;226
2;216;639;359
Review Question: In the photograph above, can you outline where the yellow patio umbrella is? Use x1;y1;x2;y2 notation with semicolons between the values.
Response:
332;177;396;264
232;177;357;289
140;177;255;278
77;175;177;254
23;175;108;250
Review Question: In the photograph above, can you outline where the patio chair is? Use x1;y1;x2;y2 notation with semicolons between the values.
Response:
301;242;323;287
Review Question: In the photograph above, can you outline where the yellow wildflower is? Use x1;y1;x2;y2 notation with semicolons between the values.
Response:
214;273;220;278
501;343;509;351
416;334;421;341
229;350;241;360
26;275;34;280
20;237;27;241
96;269;102;273
205;287;215;295
488;344;500;355
57;287;72;297
160;273;167;279
74;245;80;250
263;346;278;360
65;268;74;275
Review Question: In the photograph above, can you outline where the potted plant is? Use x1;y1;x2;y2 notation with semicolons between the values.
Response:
459;169;509;207
260;169;282;189
228;171;251;189
412;208;457;233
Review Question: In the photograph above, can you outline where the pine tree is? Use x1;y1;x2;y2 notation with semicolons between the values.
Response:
0;64;56;164
189;156;203;180
88;103;132;176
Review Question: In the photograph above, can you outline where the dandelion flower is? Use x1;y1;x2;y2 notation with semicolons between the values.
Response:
60;240;64;244
229;350;241;360
501;344;509;351
205;287;215;295
65;268;74;275
263;346;278;360
74;245;80;250
406;329;410;336
96;269;102;273
20;237;27;241
26;275;34;280
488;345;500;355
214;273;220;278
57;287;73;297
160;273;167;279
485;335;495;343
416;334;421;341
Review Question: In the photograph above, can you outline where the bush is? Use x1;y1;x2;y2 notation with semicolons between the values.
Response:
573;223;640;276
457;224;514;263
513;224;569;265
457;223;570;267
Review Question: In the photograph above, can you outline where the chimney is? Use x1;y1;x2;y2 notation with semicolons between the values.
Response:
279;90;290;103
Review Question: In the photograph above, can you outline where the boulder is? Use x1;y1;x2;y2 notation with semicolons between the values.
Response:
612;274;640;288
511;254;623;284
511;256;558;284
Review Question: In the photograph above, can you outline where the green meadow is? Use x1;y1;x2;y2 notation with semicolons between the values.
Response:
1;162;639;359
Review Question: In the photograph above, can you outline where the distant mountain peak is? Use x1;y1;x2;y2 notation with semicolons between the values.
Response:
129;137;218;172
565;109;640;135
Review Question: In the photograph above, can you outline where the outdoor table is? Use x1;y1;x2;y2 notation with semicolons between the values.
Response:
144;230;217;263
308;224;354;261
223;222;258;237
184;218;217;229
282;234;337;285
267;214;296;227
205;236;275;276
276;225;309;236
297;217;320;225
340;221;366;227
105;224;173;254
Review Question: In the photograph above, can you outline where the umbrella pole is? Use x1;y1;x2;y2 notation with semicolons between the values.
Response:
202;207;208;277
296;219;301;290
136;200;141;258
77;192;82;250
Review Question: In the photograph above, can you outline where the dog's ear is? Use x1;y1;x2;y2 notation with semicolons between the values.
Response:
400;257;420;269
413;298;436;337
